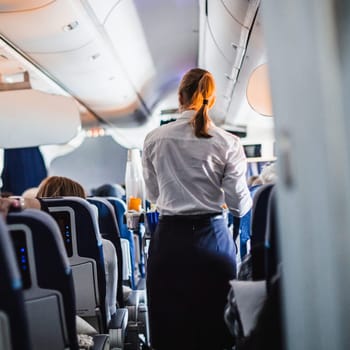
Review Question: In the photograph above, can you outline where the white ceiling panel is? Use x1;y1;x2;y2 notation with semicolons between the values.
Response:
86;0;121;24
104;0;155;90
0;0;95;53
30;39;121;75
30;38;138;107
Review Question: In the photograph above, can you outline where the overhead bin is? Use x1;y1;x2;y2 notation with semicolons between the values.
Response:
0;0;155;124
0;89;81;149
198;0;260;120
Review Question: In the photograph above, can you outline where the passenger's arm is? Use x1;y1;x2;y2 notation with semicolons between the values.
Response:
0;197;21;218
222;142;252;217
0;197;41;218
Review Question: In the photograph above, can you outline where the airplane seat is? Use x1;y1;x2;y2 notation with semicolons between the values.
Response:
7;209;111;350
106;197;136;289
87;197;125;308
39;197;128;349
225;185;284;349
6;209;80;350
0;215;32;350
88;197;150;348
250;183;275;280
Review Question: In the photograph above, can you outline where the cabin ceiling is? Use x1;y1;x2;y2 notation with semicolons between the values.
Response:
0;0;267;137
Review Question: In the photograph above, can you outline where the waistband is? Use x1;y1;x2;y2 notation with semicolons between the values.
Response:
159;212;224;223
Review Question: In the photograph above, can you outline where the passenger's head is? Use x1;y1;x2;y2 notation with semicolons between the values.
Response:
178;68;216;138
37;176;86;198
22;187;39;199
91;183;125;199
260;163;277;184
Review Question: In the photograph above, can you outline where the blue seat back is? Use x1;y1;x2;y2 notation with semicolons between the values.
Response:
106;197;136;289
7;209;78;350
251;184;274;280
87;197;124;307
0;215;31;350
40;197;108;332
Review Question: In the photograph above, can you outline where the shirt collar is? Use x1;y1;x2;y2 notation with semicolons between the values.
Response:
178;110;196;120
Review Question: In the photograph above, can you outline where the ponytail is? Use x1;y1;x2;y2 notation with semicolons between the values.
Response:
191;101;212;138
178;69;216;138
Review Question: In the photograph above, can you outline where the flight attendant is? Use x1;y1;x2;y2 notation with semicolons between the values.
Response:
142;68;252;350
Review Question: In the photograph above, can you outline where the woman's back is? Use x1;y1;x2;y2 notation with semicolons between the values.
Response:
143;111;251;216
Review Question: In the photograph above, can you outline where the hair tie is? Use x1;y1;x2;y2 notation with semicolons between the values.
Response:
203;99;209;105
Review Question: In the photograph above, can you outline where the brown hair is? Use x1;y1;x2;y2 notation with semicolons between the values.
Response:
178;68;216;138
37;176;86;198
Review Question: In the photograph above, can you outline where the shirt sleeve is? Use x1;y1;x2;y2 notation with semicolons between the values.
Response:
222;141;252;217
142;141;159;204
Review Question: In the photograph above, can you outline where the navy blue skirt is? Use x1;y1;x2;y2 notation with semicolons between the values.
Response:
146;214;236;350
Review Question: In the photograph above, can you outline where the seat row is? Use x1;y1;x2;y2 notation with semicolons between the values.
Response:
225;184;284;349
0;195;150;350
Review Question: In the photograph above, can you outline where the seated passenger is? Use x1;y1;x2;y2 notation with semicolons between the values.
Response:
91;183;126;200
21;186;39;199
247;175;261;187
260;162;277;185
36;176;118;321
0;197;22;217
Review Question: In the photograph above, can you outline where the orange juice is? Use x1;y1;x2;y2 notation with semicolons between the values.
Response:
128;196;142;211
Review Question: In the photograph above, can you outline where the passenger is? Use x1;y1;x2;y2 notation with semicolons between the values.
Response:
91;183;125;199
21;186;39;199
36;176;118;322
260;162;277;184
142;68;252;350
37;176;86;198
247;175;261;187
0;197;21;218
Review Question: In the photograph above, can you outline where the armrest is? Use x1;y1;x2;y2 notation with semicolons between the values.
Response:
92;334;110;350
108;308;128;349
108;308;128;330
124;290;142;321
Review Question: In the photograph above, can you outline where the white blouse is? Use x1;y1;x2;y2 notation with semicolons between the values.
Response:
142;110;252;217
